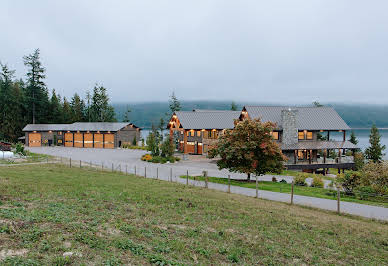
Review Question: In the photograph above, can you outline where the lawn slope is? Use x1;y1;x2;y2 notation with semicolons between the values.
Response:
0;164;387;265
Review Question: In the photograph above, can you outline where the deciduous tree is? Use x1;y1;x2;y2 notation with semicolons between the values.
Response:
209;119;287;181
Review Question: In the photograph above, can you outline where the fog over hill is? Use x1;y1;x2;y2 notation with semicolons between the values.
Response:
113;102;388;129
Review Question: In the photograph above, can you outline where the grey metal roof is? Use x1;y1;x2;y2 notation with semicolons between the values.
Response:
244;106;350;130
23;122;138;132
281;141;358;150
174;110;241;129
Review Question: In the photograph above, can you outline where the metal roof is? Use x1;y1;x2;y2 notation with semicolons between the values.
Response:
281;141;358;150
23;122;138;132
244;106;350;130
174;110;241;129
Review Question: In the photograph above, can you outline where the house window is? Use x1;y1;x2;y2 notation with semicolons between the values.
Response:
306;131;313;140
298;131;305;140
197;131;201;137
208;131;212;138
298;150;304;159
271;131;279;140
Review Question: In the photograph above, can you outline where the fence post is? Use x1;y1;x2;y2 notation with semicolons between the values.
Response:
291;181;294;205
186;170;189;185
337;186;341;214
80;160;82;168
70;158;72;168
156;168;159;179
135;166;136;176
255;175;258;198
126;165;127;175
204;171;208;188
112;163;114;172
145;166;147;178
102;162;104;171
170;168;172;182
228;175;231;193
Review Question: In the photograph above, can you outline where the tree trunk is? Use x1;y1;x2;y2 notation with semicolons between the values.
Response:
247;173;251;181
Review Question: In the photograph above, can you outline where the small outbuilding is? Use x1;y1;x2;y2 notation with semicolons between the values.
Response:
23;122;141;148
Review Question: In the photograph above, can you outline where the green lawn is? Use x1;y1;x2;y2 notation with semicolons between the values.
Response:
0;164;387;265
183;175;388;208
0;152;50;165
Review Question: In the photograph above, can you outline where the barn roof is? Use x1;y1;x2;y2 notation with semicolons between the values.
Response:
243;106;350;131
23;122;139;132
173;110;241;129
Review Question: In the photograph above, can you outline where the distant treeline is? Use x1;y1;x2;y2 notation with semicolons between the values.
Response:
0;49;116;142
114;101;388;129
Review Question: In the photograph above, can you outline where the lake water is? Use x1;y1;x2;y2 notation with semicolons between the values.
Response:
141;129;388;159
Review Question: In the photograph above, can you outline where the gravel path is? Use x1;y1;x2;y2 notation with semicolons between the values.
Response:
26;147;388;221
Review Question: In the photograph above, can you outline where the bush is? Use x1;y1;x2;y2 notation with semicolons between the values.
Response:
361;162;388;195
311;176;324;188
141;154;152;162
272;176;277;182
294;175;307;186
15;142;26;155
336;171;362;194
132;136;137;146
354;152;365;171
280;179;287;183
160;138;174;158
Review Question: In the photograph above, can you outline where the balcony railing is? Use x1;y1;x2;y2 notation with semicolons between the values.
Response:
287;156;354;165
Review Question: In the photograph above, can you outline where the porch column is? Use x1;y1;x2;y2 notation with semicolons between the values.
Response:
309;150;312;164
343;130;346;142
183;130;188;154
294;150;297;164
323;149;327;164
327;131;330;141
338;149;341;163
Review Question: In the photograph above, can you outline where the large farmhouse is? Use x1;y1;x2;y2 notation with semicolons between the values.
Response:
168;106;358;172
23;122;141;148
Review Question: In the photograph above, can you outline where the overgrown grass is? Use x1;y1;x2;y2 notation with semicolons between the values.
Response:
0;164;387;264
183;175;388;207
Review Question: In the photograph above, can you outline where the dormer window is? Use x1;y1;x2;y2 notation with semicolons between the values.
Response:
271;131;279;140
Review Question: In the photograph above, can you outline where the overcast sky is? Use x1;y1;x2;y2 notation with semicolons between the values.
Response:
1;1;388;104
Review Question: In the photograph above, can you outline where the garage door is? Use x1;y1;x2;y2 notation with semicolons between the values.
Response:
93;133;103;148
29;133;41;147
83;133;93;148
104;133;114;149
74;133;83;148
65;133;73;147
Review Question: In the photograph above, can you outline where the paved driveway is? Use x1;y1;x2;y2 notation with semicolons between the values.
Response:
26;147;388;221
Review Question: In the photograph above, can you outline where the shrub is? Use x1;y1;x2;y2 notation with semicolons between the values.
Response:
361;162;388;195
160;138;174;158
354;152;365;171
280;179;287;183
168;156;175;163
336;171;362;194
175;157;181;162
294;175;307;186
311;176;324;188
132;136;137;146
15;142;26;155
141;154;152;162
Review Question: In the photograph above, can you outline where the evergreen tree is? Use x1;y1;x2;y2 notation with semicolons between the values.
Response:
365;125;386;163
349;131;358;145
123;105;131;122
48;89;63;123
169;91;181;113
231;101;238;111
23;49;49;124
70;93;85;122
85;90;91;122
90;84;116;122
62;97;72;123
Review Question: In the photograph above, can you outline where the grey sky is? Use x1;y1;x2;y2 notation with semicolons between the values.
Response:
1;1;388;104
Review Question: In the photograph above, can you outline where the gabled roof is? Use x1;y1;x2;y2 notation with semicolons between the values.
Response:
243;106;350;131
173;110;241;129
23;122;139;132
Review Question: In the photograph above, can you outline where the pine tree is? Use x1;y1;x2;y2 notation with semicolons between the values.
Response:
123;105;131;122
90;84;116;122
365;125;386;163
169;91;181;113
48;89;63;123
231;101;238;111
23;49;48;124
70;93;85;122
62;97;72;123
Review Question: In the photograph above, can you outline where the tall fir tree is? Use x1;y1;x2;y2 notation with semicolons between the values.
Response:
230;101;238;111
90;84;116;122
23;49;49;124
365;125;386;163
62;97;72;123
48;89;63;123
70;93;85;122
123;105;131;122
169;91;181;113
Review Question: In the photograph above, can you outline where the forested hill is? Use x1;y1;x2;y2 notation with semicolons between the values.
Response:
113;102;388;129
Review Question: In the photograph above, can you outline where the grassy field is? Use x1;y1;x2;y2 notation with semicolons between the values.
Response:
0;165;387;265
183;175;388;208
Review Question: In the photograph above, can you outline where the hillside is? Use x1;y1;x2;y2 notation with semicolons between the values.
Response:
113;102;388;129
0;164;387;264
